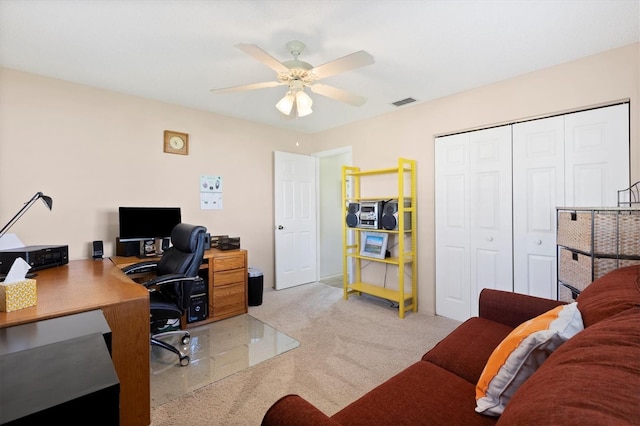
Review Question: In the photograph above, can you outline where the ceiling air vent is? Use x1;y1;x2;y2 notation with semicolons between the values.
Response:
391;97;416;107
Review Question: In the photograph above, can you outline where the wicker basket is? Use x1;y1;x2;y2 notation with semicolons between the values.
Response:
557;211;592;252
558;283;577;303
558;210;640;255
558;248;592;289
559;247;640;289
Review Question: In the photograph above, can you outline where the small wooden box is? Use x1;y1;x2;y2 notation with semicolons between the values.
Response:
0;279;37;312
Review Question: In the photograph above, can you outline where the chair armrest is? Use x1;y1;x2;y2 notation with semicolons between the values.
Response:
143;273;198;288
262;395;341;426
478;289;565;328
145;275;202;310
121;261;158;275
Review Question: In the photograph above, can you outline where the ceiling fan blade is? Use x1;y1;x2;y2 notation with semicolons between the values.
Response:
235;43;290;74
311;50;374;80
210;81;285;94
310;84;367;106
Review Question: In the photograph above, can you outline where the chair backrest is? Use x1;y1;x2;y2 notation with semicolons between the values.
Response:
156;223;207;310
157;223;207;277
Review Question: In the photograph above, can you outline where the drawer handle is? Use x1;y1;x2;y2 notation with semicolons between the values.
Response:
487;236;493;242
535;239;542;245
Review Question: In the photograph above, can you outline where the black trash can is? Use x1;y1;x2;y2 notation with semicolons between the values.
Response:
248;267;264;306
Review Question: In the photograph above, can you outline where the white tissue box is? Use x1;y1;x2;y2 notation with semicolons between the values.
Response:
0;279;37;312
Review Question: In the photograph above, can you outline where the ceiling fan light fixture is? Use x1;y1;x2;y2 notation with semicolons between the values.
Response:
295;90;313;117
276;91;295;115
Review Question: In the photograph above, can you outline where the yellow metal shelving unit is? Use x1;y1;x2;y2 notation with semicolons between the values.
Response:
342;157;417;318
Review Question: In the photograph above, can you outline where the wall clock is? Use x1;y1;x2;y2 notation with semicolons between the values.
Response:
163;130;189;155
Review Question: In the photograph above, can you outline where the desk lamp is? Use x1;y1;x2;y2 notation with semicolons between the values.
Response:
0;192;53;239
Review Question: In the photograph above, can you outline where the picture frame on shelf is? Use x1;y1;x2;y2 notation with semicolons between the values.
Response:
359;231;389;259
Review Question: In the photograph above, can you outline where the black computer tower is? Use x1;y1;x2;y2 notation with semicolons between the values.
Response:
187;271;208;323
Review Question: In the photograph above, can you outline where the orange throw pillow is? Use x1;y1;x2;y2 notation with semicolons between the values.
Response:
475;302;583;416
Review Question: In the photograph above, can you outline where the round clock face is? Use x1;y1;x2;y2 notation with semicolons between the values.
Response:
169;136;184;150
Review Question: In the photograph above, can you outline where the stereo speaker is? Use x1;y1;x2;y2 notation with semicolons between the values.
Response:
204;233;211;250
346;203;360;227
115;238;139;257
161;238;170;251
92;240;103;259
381;201;412;230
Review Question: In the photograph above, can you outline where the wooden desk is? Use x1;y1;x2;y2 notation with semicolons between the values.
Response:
112;248;248;327
0;259;150;426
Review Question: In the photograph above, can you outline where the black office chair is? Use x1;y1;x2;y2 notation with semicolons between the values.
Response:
122;223;207;366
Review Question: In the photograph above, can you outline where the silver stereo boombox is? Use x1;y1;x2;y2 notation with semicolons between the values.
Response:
346;200;411;230
357;201;383;229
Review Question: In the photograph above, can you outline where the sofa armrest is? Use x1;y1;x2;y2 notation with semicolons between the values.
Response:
262;395;341;426
479;289;565;328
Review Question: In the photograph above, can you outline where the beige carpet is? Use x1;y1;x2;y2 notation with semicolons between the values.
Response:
150;282;460;425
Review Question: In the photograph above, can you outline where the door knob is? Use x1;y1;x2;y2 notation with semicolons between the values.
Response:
487;236;493;242
277;225;284;230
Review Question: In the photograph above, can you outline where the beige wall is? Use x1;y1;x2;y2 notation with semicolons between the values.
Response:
1;42;638;314
0;69;313;287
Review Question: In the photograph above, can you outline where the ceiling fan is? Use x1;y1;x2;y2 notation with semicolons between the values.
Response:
210;41;375;117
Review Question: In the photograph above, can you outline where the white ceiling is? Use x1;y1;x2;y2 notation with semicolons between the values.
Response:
1;0;638;134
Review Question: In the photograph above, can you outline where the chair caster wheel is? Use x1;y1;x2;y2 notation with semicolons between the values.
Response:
179;355;190;366
181;335;190;345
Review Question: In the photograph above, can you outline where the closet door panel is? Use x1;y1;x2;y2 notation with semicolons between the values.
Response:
513;117;564;298
468;126;512;315
435;134;471;321
565;104;630;207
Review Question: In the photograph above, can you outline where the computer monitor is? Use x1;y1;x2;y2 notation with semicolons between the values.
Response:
118;207;181;242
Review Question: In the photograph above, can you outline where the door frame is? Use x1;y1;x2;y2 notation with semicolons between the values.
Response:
312;146;353;282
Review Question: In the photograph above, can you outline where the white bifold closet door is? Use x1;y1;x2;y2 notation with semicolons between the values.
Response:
512;104;629;299
436;103;629;321
435;126;512;321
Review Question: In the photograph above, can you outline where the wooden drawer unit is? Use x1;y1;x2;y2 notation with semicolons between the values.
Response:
210;250;247;321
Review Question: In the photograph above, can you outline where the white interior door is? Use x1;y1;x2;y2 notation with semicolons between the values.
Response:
435;133;471;321
468;126;513;316
512;116;564;299
564;104;630;207
274;151;317;290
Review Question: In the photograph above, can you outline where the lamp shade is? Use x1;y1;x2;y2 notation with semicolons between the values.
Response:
295;91;313;117
276;92;295;115
0;192;54;239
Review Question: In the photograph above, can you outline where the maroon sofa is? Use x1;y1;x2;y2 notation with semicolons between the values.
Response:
262;266;640;425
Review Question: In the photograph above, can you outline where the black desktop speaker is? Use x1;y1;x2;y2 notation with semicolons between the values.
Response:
381;201;411;230
204;233;211;250
92;241;104;259
346;203;360;228
116;238;139;257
